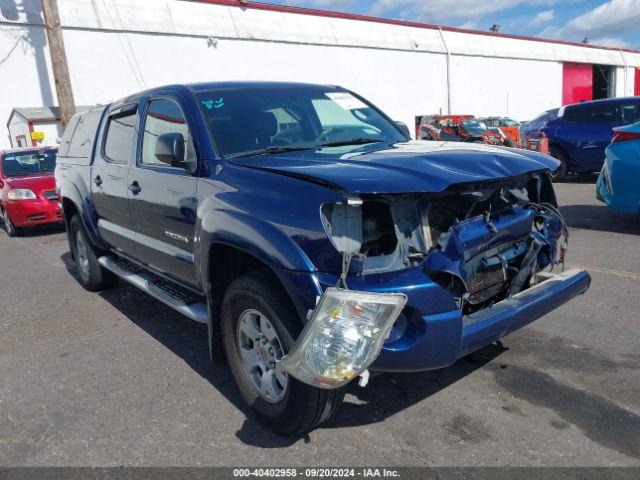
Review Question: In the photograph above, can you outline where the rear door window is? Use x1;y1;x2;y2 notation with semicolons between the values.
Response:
103;109;138;164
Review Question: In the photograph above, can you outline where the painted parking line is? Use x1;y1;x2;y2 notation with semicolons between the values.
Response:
568;264;640;281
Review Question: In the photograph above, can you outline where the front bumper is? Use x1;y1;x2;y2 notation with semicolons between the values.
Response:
4;199;62;227
280;266;590;373
373;268;590;372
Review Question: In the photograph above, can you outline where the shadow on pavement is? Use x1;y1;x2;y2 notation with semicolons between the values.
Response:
62;257;504;446
558;173;599;185
1;221;65;237
561;204;640;235
61;252;506;447
326;345;505;429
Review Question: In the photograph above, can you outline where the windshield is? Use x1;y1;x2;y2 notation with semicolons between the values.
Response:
2;150;57;177
196;86;406;158
461;120;489;135
526;109;559;129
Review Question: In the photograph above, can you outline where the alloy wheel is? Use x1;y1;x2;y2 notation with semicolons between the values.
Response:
3;209;15;236
236;309;288;403
75;230;90;277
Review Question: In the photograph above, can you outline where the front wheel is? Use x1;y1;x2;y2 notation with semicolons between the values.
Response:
68;215;117;291
221;270;345;436
2;208;22;237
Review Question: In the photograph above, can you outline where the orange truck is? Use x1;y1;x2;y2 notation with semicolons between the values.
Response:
479;117;521;147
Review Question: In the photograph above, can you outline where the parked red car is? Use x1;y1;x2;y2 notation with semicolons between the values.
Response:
0;147;61;236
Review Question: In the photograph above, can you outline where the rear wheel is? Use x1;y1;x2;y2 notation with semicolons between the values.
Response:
221;270;345;436
549;146;569;182
2;208;22;237
68;215;117;291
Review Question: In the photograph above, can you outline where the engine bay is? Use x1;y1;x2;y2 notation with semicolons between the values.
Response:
321;171;568;315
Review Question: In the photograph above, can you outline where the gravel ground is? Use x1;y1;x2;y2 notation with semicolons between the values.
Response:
1;175;639;467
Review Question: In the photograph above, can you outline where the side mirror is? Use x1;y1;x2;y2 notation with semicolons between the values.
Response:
155;133;186;168
394;121;411;139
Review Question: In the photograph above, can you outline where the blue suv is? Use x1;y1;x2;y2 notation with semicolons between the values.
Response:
520;97;640;181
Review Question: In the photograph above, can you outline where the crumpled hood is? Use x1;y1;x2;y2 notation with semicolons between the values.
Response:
230;141;559;194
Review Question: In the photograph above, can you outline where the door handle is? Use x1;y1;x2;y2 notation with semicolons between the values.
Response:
128;181;142;195
93;175;102;187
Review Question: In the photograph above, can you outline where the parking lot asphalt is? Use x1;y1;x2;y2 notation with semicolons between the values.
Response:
1;175;639;467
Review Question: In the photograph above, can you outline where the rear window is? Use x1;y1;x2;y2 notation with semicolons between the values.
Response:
2;150;57;177
67;109;104;158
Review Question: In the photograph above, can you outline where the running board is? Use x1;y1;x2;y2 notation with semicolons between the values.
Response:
98;256;208;324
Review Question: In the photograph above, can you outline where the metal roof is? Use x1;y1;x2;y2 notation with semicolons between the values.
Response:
191;0;640;56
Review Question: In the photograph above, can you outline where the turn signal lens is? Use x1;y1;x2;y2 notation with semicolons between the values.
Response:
280;288;407;389
7;189;37;200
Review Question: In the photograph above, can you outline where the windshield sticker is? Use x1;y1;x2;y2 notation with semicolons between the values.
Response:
202;98;225;110
325;92;367;110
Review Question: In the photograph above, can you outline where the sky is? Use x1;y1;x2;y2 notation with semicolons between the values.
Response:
269;0;640;50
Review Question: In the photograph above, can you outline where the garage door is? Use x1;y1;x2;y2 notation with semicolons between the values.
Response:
563;62;593;105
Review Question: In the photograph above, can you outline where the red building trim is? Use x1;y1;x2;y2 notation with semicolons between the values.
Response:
189;0;640;55
635;68;640;96
27;121;37;147
562;62;593;105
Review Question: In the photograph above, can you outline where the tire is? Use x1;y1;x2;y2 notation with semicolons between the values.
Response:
503;137;516;147
68;215;117;291
2;208;22;237
221;270;345;436
549;146;569;182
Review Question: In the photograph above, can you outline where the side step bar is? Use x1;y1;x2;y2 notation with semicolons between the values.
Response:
98;256;208;324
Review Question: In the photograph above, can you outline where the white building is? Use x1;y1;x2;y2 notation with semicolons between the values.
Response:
7;106;64;148
1;0;640;148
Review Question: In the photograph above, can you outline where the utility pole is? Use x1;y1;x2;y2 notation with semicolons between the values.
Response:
41;0;75;126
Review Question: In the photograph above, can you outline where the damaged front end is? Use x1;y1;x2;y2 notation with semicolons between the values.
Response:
281;171;587;388
320;171;567;314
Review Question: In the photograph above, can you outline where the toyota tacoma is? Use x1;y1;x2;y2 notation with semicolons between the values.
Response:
55;82;590;435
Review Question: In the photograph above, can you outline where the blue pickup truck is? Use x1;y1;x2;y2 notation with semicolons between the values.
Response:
55;82;590;435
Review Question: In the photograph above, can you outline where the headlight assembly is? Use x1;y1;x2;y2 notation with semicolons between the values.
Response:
280;287;407;389
8;189;37;200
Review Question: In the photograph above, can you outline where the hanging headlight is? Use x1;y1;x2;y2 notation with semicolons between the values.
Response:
280;288;407;389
